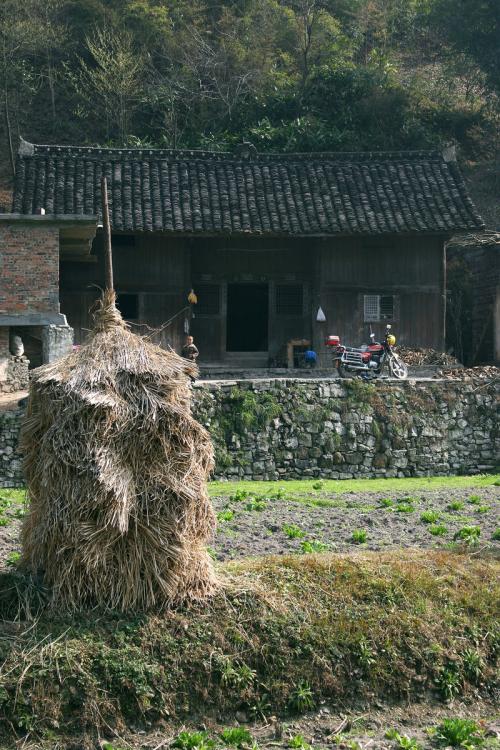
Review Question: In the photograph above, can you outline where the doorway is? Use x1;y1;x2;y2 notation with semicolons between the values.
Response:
226;283;269;352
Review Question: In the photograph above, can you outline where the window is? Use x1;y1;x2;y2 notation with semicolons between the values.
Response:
276;284;303;315
116;293;139;320
194;284;220;315
363;294;396;322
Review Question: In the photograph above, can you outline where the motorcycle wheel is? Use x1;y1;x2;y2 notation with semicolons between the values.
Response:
338;363;352;378
388;354;408;379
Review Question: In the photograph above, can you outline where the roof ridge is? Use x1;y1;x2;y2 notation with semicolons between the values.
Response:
18;138;444;163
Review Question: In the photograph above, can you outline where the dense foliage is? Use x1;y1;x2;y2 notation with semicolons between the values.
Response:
0;0;498;173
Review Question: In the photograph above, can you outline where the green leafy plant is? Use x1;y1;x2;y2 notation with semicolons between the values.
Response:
436;666;462;700
289;681;315;713
448;501;464;511
173;731;216;750
312;481;323;490
433;718;483;748
379;498;393;508
454;526;481;545
6;551;21;567
245;499;267;512
0;517;10;527
220;727;253;747
385;729;422;750
357;637;375;669
428;524;447;536
421;511;440;524
217;509;234;522
461;649;483;683
475;506;489;514
351;529;367;544
283;524;305;539
288;734;312;750
467;495;482;505
299;539;329;554
396;503;415;513
492;528;500;541
229;490;249;503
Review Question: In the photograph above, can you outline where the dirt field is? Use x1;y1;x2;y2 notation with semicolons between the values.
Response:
0;480;498;569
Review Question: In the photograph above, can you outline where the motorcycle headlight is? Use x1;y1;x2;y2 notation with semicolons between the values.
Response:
387;334;396;346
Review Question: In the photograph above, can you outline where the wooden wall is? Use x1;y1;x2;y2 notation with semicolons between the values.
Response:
60;233;190;352
313;235;445;362
60;231;446;364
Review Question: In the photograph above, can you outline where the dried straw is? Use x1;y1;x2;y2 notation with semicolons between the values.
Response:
20;290;217;611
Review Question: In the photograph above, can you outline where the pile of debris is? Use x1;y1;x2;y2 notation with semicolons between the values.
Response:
434;365;499;381
396;347;460;368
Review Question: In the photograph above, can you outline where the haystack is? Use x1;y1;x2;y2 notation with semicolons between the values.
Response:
20;290;217;611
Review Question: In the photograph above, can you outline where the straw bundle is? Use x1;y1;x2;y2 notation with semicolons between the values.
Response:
20;291;217;611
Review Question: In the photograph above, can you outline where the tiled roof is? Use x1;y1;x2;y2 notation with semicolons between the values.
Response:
12;140;484;235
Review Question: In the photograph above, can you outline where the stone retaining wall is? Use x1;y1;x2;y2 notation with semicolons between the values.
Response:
0;379;498;487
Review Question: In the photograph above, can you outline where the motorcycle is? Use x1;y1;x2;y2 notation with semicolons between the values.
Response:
325;325;408;380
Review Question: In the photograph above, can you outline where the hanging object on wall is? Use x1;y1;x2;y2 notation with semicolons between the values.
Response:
316;306;326;322
188;289;198;305
184;317;190;334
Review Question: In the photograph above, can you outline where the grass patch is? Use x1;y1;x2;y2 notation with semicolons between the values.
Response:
209;475;499;499
0;551;498;744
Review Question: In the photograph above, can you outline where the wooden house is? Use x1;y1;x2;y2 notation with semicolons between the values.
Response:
10;140;484;369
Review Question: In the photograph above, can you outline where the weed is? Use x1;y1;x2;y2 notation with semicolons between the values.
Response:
207;546;217;560
220;727;253;747
437;666;462;700
0;517;10;527
245;499;267;512
312;481;323;490
448;501;464;511
351;529;367;544
217;509;234;522
433;718;483;748
299;539;329;554
173;732;216;750
454;526;481;545
428;525;447;537
385;729;422;750
492;528;500;541
380;498;393;508
283;524;306;539
289;681;315;713
462;649;483;683
475;506;489;514
467;495;482;505
421;511;440;524
289;734;312;750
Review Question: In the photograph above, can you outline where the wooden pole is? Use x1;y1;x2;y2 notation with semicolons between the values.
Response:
101;176;114;291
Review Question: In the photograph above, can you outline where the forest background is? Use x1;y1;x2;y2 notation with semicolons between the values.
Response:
0;0;498;224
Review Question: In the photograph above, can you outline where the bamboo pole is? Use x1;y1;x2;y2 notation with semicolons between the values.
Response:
101;176;114;291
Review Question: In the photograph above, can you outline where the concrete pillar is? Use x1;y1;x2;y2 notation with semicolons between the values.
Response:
42;325;74;364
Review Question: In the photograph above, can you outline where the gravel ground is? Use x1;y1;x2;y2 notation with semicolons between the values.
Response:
211;487;500;561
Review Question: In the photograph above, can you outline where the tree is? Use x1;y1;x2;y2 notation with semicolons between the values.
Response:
75;26;146;143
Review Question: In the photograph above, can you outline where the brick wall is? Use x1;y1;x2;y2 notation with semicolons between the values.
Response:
0;223;60;314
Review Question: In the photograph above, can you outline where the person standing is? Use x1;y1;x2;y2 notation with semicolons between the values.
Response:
181;335;199;362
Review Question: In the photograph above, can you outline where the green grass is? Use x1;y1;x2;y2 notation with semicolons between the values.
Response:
208;474;499;499
0;551;497;744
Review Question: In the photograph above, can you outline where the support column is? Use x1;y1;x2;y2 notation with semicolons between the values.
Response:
42;325;74;364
